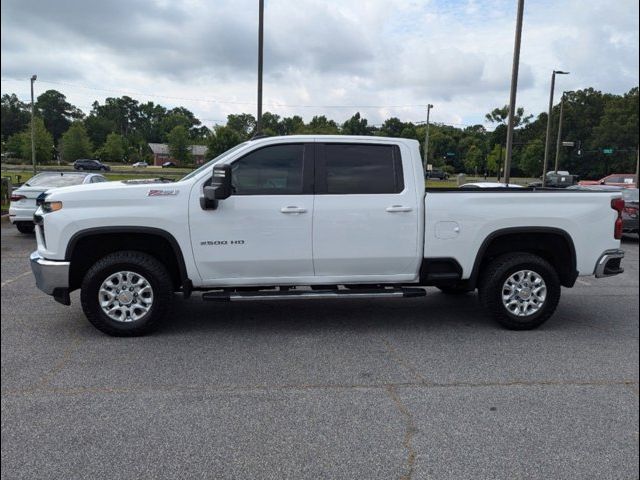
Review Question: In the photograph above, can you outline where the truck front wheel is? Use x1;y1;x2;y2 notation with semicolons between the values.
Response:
80;251;174;336
478;253;561;330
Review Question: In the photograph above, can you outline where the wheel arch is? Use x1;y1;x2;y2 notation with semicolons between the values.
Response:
469;227;578;289
66;227;189;292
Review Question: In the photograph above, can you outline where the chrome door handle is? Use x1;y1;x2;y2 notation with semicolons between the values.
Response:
386;205;413;213
280;206;307;214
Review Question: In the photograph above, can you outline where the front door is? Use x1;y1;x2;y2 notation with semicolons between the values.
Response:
189;142;315;285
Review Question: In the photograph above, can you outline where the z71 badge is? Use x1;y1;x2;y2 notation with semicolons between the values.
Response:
148;189;179;196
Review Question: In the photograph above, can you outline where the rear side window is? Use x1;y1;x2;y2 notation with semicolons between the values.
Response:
320;144;404;194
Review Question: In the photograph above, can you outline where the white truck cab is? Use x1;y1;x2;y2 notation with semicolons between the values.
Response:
30;135;625;336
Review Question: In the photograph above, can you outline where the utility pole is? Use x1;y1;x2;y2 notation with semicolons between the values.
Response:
554;91;565;173
542;70;569;185
503;0;525;185
424;104;433;172
636;145;640;188
30;74;37;176
256;0;264;135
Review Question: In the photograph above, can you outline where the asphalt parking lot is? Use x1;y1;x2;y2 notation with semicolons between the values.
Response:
1;221;638;480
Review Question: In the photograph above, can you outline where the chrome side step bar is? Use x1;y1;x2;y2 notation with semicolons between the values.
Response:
202;287;426;302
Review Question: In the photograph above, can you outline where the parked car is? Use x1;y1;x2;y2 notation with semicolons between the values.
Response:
426;169;449;180
460;182;524;189
30;135;626;336
579;173;637;188
529;171;579;188
161;161;177;168
9;172;107;234
73;159;111;171
132;161;148;168
568;185;639;234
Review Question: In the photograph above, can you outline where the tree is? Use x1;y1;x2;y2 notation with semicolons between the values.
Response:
100;133;126;162
486;144;503;175
6;117;54;163
485;105;533;127
167;125;192;165
61;121;93;162
303;115;339;134
1;94;30;141
463;145;484;174
206;125;243;158
341;112;372;135
35;90;84;144
281;115;305;135
519;139;545;177
226;113;256;139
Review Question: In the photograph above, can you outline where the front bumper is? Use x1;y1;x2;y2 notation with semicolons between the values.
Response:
30;251;70;295
594;249;625;278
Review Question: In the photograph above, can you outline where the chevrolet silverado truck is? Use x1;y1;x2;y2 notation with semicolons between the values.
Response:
30;135;626;336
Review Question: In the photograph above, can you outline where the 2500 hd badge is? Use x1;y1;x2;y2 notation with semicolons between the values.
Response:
200;240;245;246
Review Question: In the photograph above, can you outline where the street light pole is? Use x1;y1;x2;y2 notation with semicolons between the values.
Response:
424;104;433;172
554;91;565;173
30;74;37;176
256;0;264;135
542;70;569;186
503;0;525;186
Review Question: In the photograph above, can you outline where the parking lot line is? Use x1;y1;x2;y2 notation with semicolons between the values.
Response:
0;271;31;288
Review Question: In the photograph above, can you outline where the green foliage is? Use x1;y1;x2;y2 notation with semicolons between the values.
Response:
227;113;256;139
303;115;339;134
206;125;243;158
6;117;54;163
1;94;30;141
35;90;84;144
341;112;372;135
61;121;93;162
486;144;503;175
167;125;192;165
463;145;484;173
519;139;544;177
100;133;126;162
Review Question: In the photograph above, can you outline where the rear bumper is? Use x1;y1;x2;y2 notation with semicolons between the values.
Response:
30;251;69;295
594;249;625;278
8;205;36;223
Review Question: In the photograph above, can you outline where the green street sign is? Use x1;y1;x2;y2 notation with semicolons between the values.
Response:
603;148;614;154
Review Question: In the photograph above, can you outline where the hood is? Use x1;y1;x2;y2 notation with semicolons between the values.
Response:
44;179;187;206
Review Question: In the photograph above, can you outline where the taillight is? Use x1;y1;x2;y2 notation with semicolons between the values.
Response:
10;194;25;202
611;198;625;239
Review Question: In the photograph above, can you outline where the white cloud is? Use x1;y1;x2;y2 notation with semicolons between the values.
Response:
1;0;637;128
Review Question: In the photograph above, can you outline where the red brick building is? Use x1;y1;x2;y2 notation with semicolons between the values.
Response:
148;143;208;166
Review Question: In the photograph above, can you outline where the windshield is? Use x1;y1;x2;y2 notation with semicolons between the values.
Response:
622;189;639;202
25;173;88;187
180;142;249;181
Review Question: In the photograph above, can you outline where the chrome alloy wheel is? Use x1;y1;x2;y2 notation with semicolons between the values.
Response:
501;269;547;317
98;271;154;322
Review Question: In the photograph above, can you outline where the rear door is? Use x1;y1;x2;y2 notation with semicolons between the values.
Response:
312;142;420;279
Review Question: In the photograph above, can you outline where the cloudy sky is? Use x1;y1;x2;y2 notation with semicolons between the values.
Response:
1;0;638;129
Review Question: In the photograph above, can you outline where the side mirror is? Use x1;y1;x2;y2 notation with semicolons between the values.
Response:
201;164;232;210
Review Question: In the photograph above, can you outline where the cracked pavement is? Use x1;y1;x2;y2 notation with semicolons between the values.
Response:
1;222;638;479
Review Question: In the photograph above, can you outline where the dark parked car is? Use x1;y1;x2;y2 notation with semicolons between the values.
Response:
426;169;449;180
161;161;177;168
73;159;111;171
529;171;579;188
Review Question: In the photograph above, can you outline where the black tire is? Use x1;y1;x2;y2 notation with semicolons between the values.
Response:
478;252;561;330
437;285;471;295
16;222;35;234
80;251;174;336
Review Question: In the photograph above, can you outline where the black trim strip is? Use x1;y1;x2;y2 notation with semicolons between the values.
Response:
65;226;189;282
468;227;577;288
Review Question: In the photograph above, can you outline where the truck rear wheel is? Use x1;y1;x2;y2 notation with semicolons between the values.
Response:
80;251;173;336
478;253;560;330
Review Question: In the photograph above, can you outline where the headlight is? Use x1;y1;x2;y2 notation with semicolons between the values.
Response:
42;201;63;213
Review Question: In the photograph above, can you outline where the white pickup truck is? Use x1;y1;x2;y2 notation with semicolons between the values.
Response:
30;135;626;336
